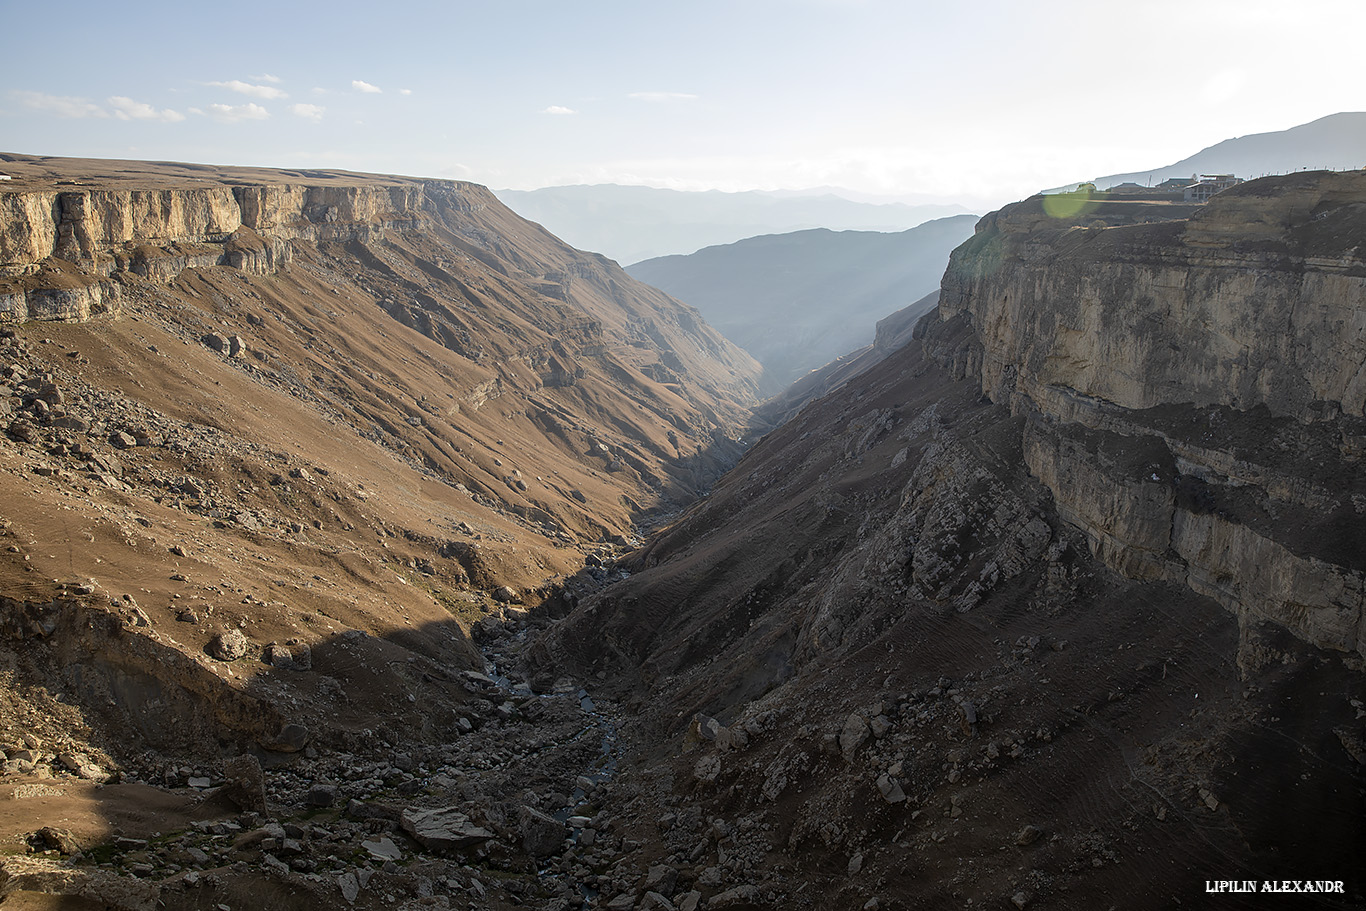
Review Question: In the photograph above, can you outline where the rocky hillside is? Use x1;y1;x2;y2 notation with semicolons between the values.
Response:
0;154;762;909
627;216;978;391
535;173;1366;908
2;155;1362;911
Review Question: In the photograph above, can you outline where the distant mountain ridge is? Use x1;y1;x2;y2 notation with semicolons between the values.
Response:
1091;111;1366;189
494;183;970;265
627;214;979;391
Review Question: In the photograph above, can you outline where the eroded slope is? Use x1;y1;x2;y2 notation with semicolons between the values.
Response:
533;174;1366;909
0;154;763;909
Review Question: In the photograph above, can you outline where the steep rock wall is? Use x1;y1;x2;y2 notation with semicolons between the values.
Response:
933;172;1366;655
940;171;1366;421
0;167;513;325
0;162;758;422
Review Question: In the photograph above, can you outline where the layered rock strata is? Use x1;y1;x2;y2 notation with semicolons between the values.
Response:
936;171;1366;654
527;173;1366;907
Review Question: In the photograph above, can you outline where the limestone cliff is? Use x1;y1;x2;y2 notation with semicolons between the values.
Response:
0;154;762;427
0;153;766;771
525;171;1366;908
940;172;1366;421
935;172;1366;655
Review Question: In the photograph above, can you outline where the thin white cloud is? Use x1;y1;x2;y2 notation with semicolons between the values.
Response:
289;103;325;122
627;92;699;102
206;102;270;123
542;105;577;115
400;88;413;96
108;96;185;122
208;80;287;100
10;90;108;118
352;80;383;94
250;73;282;84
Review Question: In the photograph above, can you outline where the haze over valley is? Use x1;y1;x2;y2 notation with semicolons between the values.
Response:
626;216;979;391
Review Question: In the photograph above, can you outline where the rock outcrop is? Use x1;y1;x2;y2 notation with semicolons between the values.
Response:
936;171;1366;655
531;171;1366;908
0;156;765;906
940;171;1366;421
0;157;766;442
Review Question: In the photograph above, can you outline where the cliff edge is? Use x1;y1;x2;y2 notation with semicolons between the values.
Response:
936;172;1366;655
530;172;1366;908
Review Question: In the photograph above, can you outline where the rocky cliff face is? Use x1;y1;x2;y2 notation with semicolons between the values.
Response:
0;155;771;908
941;172;1366;420
531;172;1366;908
1;156;1361;909
937;172;1366;656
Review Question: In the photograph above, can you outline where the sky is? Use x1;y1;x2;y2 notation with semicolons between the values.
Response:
2;0;1363;211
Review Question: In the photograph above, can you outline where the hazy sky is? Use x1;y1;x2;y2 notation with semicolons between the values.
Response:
3;0;1362;209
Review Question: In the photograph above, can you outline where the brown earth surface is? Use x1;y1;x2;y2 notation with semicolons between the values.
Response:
532;179;1366;909
0;155;762;910
0;159;1363;911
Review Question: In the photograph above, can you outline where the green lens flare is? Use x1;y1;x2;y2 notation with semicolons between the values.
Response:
1042;184;1101;219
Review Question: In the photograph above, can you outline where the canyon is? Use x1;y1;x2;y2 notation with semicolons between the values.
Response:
626;216;978;391
0;156;1362;910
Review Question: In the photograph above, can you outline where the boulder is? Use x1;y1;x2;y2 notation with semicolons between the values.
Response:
285;638;313;670
692;714;724;742
262;643;294;668
207;629;249;661
338;871;360;902
56;752;106;782
0;855;158;910
260;723;310;753
710;885;762;908
306;784;338;808
693;753;721;783
839;713;869;761
34;827;80;855
220;755;269;813
645;863;679;895
518;805;565;857
400;807;494;853
361;836;402;861
876;773;906;804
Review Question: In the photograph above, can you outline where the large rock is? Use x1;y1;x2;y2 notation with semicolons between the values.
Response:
56;751;107;782
207;628;249;661
709;885;763;908
220;755;269;813
839;713;869;762
876;773;906;804
33;827;80;855
400;807;493;853
518;805;565;858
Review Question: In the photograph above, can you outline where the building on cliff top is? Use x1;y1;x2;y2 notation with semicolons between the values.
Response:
1183;174;1243;202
